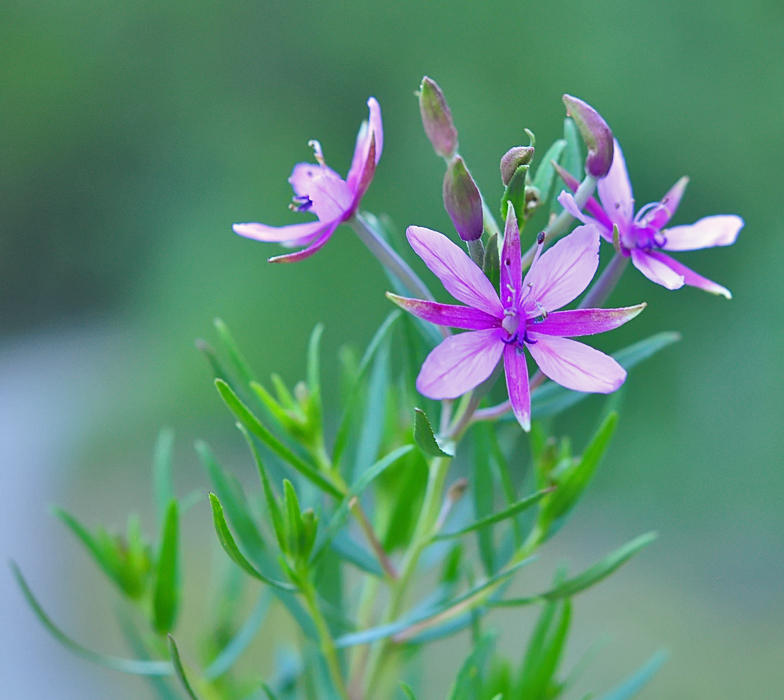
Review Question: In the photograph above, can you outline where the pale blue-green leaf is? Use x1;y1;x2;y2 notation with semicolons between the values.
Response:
153;428;175;524
532;139;567;206
204;590;272;680
332;311;401;467
597;650;669;700
529;332;681;420
11;561;172;675
214;317;257;388
352;337;390;480
329;530;384;577
448;631;497;700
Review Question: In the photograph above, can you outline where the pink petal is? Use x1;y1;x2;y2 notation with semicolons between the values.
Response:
557;190;589;223
289;162;342;198
233;219;328;244
554;163;615;232
557;191;612;242
522;224;601;312
646;251;731;298
267;222;339;263
597;139;634;230
349;134;376;210
346;97;384;194
533;305;646;337
662;214;743;252
304;169;353;222
416;328;504;400
406;226;503;317
630;249;685;290
526;335;626;393
503;344;531;431
644;176;689;229
386;294;500;330
500;204;522;307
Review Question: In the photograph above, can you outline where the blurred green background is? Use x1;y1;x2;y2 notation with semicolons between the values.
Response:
1;0;782;697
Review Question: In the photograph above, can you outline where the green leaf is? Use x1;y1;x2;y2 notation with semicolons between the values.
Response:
492;532;658;607
10;561;172;675
551;118;582;216
283;479;304;559
334;556;534;648
332;311;401;467
500;164;529;227
352;336;391;480
204;589;271;680
196;440;266;561
195;338;230;384
153;428;175;524
167;635;200;700
236;423;286;552
208;494;296;591
414;408;452;457
153;499;180;635
434;489;552;540
448;631;497;700
532;139;567;207
541;411;618;528
214;317;257;388
530;332;681;420
52;507;149;599
306;323;324;398
518;599;571;700
482;233;500;290
597;650;669;700
311;445;414;563
399;682;418;700
214;379;342;498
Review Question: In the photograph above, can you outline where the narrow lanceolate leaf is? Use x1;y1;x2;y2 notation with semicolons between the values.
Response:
352;337;391;481
214;379;342;498
399;682;418;700
306;323;324;398
597;649;669;700
472;423;497;575
153;428;175;524
311;445;414;563
542;411;618;527
434;489;553;540
196;440;266;561
330;530;384;577
530;332;681;419
551;118;582;216
214;318;257;388
491;532;658;607
153;500;180;635
10;561;172;676
204;590;271;680
167;635;200;700
236;423;286;552
532;139;567;207
209;494;295;591
500;164;529;227
332;311;401;467
518;599;571;700
414;408;452;457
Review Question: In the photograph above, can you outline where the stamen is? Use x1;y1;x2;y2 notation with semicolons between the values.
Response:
289;194;313;212
501;331;519;345
308;139;326;166
531;302;548;324
522;330;538;345
529;231;546;271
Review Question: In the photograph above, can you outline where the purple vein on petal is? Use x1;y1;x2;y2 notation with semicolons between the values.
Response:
386;294;500;330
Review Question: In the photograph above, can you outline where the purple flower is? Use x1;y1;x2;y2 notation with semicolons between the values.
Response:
388;207;644;431
558;139;743;297
233;98;383;263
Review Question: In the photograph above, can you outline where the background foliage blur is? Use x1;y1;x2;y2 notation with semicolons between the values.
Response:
1;1;782;698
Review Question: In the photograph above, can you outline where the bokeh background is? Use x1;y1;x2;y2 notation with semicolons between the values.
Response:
2;0;782;697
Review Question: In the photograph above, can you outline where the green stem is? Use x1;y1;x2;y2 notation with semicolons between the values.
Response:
363;455;452;696
300;576;351;700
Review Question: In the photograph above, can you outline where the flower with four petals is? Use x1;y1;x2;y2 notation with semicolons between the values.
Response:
388;207;645;431
558;139;743;297
233;98;383;262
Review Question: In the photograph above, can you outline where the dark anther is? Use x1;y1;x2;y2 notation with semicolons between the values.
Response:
523;330;538;345
291;195;313;212
537;231;545;244
502;332;519;345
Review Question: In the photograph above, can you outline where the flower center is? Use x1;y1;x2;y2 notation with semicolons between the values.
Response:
628;223;667;252
502;308;520;337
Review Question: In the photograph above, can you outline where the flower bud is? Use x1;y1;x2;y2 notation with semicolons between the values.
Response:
443;156;483;241
419;77;459;159
562;94;614;179
500;146;535;186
